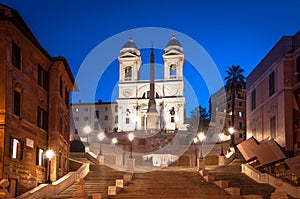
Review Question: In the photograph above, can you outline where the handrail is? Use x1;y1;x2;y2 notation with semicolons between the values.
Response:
16;161;90;199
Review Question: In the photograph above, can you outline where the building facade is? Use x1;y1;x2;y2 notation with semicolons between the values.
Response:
117;36;187;132
210;86;246;143
0;4;75;196
247;30;300;154
70;100;118;143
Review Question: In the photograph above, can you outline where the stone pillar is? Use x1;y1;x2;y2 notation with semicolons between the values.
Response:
127;158;135;173
0;179;14;199
270;179;288;199
98;155;104;165
72;178;88;199
218;155;225;165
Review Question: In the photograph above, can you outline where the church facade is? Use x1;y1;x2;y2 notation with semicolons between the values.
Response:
117;36;187;132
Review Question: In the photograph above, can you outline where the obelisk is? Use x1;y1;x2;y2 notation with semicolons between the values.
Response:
146;47;158;129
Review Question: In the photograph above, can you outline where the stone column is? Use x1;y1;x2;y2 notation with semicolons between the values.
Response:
127;158;135;173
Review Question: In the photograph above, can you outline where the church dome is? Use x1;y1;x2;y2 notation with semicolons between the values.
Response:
122;37;138;49
166;35;182;48
120;37;140;56
164;35;183;53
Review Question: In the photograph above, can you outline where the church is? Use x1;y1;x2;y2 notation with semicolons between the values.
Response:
117;35;187;132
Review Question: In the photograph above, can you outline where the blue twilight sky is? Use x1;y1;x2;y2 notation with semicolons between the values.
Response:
2;0;300;116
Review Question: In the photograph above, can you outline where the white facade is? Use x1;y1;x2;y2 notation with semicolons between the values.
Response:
70;101;118;142
117;36;187;132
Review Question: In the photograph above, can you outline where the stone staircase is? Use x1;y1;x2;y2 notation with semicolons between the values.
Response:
51;165;124;198
110;167;243;199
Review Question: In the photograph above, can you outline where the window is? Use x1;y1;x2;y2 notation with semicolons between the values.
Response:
84;108;88;112
239;122;243;129
59;152;62;169
105;107;108;111
38;65;49;91
60;77;63;97
36;147;44;166
297;56;300;83
227;104;230;109
220;119;223;125
59;117;63;134
65;88;69;107
75;117;79;121
169;64;176;78
95;110;99;118
12;41;21;69
239;102;242;107
64;157;68;171
269;71;275;97
251;89;256;110
238;112;243;117
171;116;175;123
125;66;132;80
228;121;231;126
84;117;89;121
126;118;130;124
270;116;276;139
14;90;21;117
10;137;24;160
115;105;118;112
104;115;108;120
38;107;48;130
115;116;118;123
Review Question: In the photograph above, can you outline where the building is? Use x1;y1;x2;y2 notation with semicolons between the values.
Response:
117;36;187;132
210;86;246;143
246;30;300;154
0;4;75;196
70;100;118;143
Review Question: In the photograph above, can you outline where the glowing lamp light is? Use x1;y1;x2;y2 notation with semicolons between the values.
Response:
46;149;54;160
193;137;198;144
83;126;92;133
112;137;118;144
219;132;225;141
128;133;134;142
197;132;206;142
98;132;105;141
228;127;235;135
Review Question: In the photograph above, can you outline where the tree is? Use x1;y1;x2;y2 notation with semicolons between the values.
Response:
187;105;210;142
224;65;245;148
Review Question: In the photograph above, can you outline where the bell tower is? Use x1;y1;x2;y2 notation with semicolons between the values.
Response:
162;35;184;80
118;37;142;82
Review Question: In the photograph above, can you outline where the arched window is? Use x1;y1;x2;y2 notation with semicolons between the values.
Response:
125;66;132;80
169;64;176;78
142;91;160;99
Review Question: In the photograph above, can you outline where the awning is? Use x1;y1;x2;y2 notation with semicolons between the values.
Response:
237;137;259;161
252;140;286;165
285;155;300;178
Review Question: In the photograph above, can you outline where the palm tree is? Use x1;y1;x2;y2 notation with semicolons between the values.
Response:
224;65;245;148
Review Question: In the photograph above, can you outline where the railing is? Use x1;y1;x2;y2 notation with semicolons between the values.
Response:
16;161;90;199
242;163;300;198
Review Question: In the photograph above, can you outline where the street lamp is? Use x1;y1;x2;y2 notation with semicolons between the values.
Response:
197;132;206;159
228;127;235;148
98;132;105;156
218;132;225;156
128;133;134;158
83;125;92;143
45;149;54;183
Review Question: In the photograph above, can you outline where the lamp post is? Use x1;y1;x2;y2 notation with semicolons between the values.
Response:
193;137;198;166
218;132;225;156
98;132;105;156
45;149;54;183
197;132;206;159
128;133;134;158
83;125;92;143
228;127;235;148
